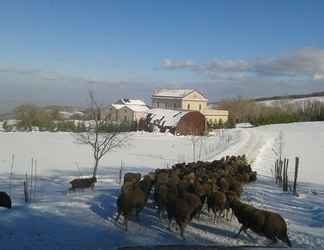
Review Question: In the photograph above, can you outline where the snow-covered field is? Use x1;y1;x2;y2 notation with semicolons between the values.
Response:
0;123;323;249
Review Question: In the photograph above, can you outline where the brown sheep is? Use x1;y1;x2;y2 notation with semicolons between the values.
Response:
0;192;12;209
230;198;291;247
69;176;97;191
156;171;169;186
155;183;169;219
228;179;243;197
115;175;154;231
123;172;141;184
166;189;202;239
122;173;142;194
218;177;229;193
207;190;226;223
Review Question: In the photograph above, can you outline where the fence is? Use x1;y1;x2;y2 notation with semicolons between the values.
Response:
274;157;299;195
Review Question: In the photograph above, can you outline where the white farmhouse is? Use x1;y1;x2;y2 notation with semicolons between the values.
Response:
103;98;149;123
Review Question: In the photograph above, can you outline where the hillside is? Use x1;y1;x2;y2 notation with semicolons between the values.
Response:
0;124;323;249
253;91;324;102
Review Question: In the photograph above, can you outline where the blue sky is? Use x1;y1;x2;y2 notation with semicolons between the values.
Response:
1;1;324;111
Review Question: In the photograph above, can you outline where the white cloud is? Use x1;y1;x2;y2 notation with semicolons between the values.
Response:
161;47;324;81
313;73;324;80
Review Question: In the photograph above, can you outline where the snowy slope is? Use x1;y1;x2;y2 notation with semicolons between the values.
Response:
0;123;324;249
0;130;241;176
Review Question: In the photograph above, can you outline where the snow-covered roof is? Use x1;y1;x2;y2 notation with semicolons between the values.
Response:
115;98;146;106
152;89;195;98
111;104;125;110
125;105;150;112
111;101;150;113
146;108;189;127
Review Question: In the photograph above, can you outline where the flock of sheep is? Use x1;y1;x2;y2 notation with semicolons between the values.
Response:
115;155;292;247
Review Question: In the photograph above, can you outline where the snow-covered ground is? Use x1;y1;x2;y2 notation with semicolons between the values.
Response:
0;123;323;249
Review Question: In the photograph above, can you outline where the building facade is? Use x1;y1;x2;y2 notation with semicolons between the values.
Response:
151;89;228;125
103;99;149;123
152;89;208;111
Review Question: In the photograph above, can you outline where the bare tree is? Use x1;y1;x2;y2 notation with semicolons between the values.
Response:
272;130;284;161
74;91;129;178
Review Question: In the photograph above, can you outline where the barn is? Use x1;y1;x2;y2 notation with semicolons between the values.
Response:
146;108;206;135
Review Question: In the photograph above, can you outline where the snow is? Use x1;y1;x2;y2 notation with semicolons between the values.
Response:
235;123;254;128
152;89;195;98
251;122;324;184
147;109;189;127
116;99;147;106
0;130;239;176
112;104;125;110
111;100;150;112
0;122;324;249
126;105;150;112
259;96;324;107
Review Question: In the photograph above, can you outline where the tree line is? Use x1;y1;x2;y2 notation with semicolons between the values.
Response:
217;98;324;126
2;104;139;132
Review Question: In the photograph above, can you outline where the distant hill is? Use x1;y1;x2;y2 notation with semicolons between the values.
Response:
209;90;324;107
253;91;324;102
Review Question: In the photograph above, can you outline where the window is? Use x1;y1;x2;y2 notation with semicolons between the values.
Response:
174;103;177;109
187;104;190;109
157;102;159;108
199;104;202;110
124;116;127;122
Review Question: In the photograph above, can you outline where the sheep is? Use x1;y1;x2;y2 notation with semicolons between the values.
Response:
155;183;169;219
229;198;291;247
115;175;154;231
166;187;202;239
0;192;12;209
207;190;226;223
218;177;229;193
123;172;141;184
155;171;169;186
228;179;243;197
122;172;141;194
249;171;257;182
69;176;97;191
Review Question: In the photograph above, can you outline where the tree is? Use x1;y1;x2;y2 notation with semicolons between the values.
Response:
15;104;39;131
74;91;129;178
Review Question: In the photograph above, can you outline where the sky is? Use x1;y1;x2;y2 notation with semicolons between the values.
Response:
1;0;324;112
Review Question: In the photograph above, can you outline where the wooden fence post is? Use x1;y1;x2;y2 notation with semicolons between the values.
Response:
275;160;278;183
283;158;289;192
282;159;286;191
24;173;29;203
279;159;283;185
119;160;123;186
30;158;34;202
293;157;299;195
